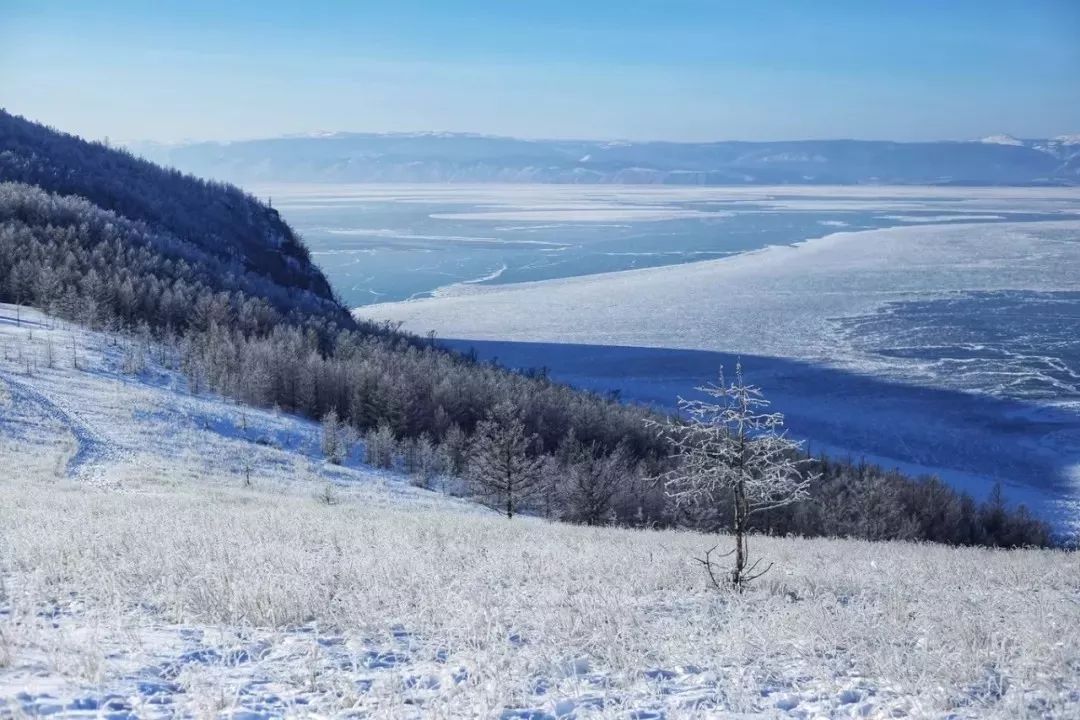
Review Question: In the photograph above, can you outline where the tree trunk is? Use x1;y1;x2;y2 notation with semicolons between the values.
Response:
732;477;747;589
731;426;750;590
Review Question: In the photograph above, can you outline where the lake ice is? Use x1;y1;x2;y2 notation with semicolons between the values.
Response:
260;184;1080;306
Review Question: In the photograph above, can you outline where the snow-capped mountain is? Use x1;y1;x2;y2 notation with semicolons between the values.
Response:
130;133;1080;186
979;134;1024;146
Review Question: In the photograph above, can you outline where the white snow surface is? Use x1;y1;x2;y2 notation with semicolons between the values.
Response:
255;182;1080;206
358;220;1080;365
428;208;733;222
2;305;1079;718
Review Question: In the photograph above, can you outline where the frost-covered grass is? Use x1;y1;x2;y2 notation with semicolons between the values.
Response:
1;305;1079;718
3;462;1080;718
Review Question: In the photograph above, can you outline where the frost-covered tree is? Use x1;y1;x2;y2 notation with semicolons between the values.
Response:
364;422;397;469
320;409;355;465
467;402;542;518
654;364;814;590
440;423;469;477
321;409;343;464
404;433;445;488
564;437;631;526
43;333;55;369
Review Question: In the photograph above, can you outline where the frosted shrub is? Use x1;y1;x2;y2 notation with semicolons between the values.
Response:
316;482;339;505
120;340;146;375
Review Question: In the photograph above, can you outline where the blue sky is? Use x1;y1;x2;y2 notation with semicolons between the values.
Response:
2;0;1078;143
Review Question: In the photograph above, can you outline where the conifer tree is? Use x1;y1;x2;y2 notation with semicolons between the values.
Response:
467;402;542;518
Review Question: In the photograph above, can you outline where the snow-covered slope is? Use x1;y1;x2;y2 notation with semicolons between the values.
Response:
0;304;440;504
2;305;1079;718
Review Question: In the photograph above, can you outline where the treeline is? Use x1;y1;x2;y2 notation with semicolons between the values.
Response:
171;319;1054;546
0;112;1057;547
0;178;669;511
705;457;1052;548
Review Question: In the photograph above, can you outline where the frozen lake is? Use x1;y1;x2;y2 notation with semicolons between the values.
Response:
260;184;1080;530
259;184;1080;306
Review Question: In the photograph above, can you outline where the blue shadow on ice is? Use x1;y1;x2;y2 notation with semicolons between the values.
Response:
442;339;1080;523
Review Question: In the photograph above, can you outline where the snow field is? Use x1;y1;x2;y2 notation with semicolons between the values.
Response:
3;463;1079;718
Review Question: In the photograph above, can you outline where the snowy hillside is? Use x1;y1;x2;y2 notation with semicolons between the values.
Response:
2;303;1079;718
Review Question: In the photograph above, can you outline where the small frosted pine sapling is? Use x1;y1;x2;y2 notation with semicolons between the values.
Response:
564;438;632;526
317;482;339;506
652;363;815;591
241;455;254;488
121;339;146;374
43;334;55;369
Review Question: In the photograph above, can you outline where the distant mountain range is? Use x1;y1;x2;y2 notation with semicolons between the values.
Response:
131;132;1080;186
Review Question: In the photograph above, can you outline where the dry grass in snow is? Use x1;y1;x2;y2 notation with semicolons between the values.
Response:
3;469;1079;718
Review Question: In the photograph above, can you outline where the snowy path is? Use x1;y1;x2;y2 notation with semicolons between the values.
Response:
0;372;122;480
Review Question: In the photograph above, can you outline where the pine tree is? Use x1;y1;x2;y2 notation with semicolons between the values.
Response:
467;402;542;518
364;422;397;469
321;409;344;464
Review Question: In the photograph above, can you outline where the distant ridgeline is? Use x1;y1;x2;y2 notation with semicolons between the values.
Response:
0;109;1057;547
134;131;1080;186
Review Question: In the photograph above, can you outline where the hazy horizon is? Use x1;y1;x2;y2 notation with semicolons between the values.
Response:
120;128;1080;148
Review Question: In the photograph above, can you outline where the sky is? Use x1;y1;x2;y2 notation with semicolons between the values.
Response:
1;0;1078;144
